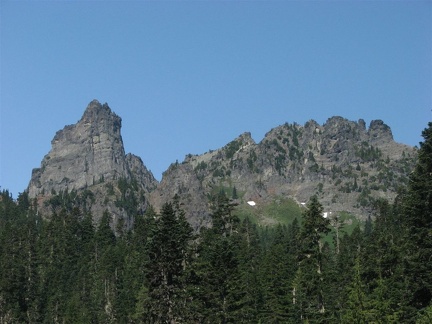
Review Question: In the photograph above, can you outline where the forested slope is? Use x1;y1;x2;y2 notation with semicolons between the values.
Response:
1;122;431;323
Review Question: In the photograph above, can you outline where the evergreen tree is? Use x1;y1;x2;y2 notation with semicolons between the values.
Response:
259;225;295;322
361;199;408;321
210;191;239;236
90;210;118;323
231;218;263;322
403;122;432;312
139;202;193;323
293;195;330;322
416;304;432;323
187;192;242;323
330;225;364;319
342;253;369;323
68;211;95;323
0;191;41;322
132;206;157;322
232;186;238;200
36;208;83;322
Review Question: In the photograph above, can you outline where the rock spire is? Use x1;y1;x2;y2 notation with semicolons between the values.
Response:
28;100;157;226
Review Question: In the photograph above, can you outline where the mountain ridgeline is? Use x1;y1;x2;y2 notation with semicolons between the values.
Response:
27;100;416;229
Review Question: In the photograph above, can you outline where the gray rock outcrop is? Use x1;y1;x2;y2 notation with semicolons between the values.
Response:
150;117;416;226
26;100;417;230
28;100;157;226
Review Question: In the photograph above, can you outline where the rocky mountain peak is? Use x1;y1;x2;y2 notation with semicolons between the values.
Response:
368;119;393;143
236;132;255;145
150;116;416;227
27;100;157;226
81;100;121;127
29;101;127;197
25;100;416;230
358;118;366;131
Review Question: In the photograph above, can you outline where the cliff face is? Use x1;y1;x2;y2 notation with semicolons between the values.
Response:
150;117;416;227
28;100;157;226
27;100;417;229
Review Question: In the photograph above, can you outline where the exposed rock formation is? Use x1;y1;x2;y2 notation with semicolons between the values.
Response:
150;117;416;226
26;100;417;230
28;100;157;227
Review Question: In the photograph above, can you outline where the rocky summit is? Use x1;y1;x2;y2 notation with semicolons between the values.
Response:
27;100;417;230
151;117;416;228
28;100;157;227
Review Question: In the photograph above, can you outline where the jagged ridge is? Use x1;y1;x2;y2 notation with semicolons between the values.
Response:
151;117;416;227
27;100;417;229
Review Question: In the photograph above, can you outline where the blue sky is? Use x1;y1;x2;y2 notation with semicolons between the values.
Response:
1;1;431;198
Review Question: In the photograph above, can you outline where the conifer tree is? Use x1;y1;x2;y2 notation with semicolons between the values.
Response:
259;225;294;322
91;210;117;323
403;122;432;312
69;211;95;323
187;192;241;322
0;191;40;322
133;207;157;322
342;253;369;323
293;195;330;322
140;202;193;323
231;218;263;322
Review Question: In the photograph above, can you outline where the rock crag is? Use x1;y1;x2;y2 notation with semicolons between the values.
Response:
27;100;417;230
150;117;416;226
28;100;157;227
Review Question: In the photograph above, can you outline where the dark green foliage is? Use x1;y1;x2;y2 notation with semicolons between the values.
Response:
355;142;382;162
0;123;431;322
0;185;429;322
115;177;141;217
136;200;193;323
209;191;239;236
212;167;225;178
184;192;248;322
194;160;208;171
403;122;432;313
275;153;286;175
232;185;238;199
271;138;287;154
0;190;41;322
45;188;95;213
259;225;296;322
309;162;319;173
105;182;115;195
293;196;330;321
225;139;242;159
247;150;258;172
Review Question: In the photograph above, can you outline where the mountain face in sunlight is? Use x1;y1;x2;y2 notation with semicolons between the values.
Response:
27;100;416;229
27;100;157;227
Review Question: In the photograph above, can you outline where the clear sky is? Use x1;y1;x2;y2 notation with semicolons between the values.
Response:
1;1;431;198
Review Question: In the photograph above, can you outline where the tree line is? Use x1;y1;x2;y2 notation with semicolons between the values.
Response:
1;123;431;323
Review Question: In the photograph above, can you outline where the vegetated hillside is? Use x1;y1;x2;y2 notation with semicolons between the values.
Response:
151;117;416;228
2;122;431;323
